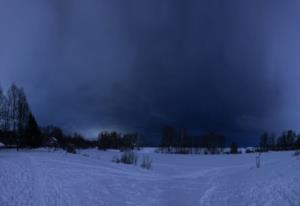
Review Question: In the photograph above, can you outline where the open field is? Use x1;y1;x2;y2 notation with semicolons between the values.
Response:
0;149;299;206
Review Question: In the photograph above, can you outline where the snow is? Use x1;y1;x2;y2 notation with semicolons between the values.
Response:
0;149;299;206
0;142;4;148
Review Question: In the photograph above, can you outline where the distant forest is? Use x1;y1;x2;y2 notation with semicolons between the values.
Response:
1;84;300;154
159;126;300;154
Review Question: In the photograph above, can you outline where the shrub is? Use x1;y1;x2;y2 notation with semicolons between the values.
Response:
294;150;300;160
154;148;161;153
120;151;138;165
141;155;152;170
66;144;76;154
293;150;300;156
112;155;121;163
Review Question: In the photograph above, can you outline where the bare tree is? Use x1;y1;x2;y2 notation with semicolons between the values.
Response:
0;86;10;132
161;126;176;152
7;84;19;132
16;88;30;133
0;87;5;130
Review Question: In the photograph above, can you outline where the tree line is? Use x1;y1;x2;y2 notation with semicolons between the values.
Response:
97;131;139;151
160;126;300;155
160;126;226;154
0;83;97;150
41;126;97;149
259;130;300;151
2;83;299;153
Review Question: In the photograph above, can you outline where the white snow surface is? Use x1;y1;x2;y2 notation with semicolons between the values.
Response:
0;148;299;206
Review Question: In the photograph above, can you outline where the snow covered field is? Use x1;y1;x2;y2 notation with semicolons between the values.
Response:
0;148;299;206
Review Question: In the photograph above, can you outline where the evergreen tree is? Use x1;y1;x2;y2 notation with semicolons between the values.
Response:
277;132;287;150
161;126;176;150
230;142;238;154
202;132;225;154
259;132;269;150
17;88;30;132
16;88;30;146
25;113;41;148
286;130;296;149
295;136;300;149
268;133;276;150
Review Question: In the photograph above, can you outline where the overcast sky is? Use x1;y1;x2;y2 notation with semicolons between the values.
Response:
1;0;300;145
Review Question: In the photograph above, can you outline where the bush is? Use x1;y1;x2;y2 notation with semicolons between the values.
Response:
66;144;76;154
294;150;300;160
293;150;300;156
112;155;121;163
154;148;161;153
141;155;152;170
120;151;138;165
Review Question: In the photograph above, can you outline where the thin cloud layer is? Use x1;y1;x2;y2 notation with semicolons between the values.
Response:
1;1;299;144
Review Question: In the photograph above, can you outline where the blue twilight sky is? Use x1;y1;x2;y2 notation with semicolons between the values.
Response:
1;0;300;145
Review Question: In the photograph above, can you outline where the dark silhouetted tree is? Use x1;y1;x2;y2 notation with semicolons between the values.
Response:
98;131;121;150
16;88;30;147
286;130;296;149
295;136;300;150
202;132;225;154
0;87;7;131
122;133;138;150
277;132;287;150
98;131;139;150
7;84;19;132
259;132;269;150
268;133;276;150
161;126;176;151
25;113;42;148
230;142;238;154
276;130;297;150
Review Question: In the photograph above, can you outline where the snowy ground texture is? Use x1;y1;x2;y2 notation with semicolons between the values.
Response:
0;148;299;206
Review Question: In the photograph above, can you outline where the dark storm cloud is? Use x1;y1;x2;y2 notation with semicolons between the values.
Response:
1;0;299;144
